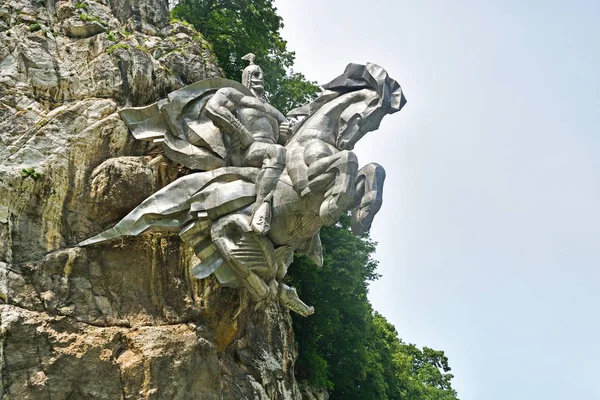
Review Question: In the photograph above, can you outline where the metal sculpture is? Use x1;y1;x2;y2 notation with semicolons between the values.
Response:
80;59;407;316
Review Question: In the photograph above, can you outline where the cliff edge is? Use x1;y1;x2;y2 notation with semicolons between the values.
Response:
0;0;325;398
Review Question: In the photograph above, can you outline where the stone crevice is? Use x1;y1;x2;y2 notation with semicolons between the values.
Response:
1;324;8;397
113;334;131;400
34;335;53;400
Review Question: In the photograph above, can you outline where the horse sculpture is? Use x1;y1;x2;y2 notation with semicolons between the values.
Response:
80;62;407;316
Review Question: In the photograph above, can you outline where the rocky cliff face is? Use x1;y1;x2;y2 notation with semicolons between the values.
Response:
0;1;326;398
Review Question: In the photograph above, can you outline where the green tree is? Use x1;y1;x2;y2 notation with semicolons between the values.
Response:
287;216;459;399
287;215;385;398
171;0;320;113
373;313;459;399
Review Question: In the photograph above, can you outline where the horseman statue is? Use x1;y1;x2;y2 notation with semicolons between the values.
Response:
80;55;407;317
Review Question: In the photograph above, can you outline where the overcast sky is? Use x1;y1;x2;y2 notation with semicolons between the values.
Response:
275;1;600;398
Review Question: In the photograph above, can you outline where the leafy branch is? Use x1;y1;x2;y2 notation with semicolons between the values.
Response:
20;168;41;180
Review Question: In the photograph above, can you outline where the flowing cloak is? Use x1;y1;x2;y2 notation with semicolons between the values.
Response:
118;77;254;171
80;167;260;287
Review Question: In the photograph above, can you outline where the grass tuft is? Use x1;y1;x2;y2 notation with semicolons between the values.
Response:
107;43;128;55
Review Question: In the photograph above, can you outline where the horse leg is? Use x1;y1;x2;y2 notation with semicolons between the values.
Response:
210;214;277;303
306;150;359;226
211;214;315;316
351;163;386;235
245;143;287;235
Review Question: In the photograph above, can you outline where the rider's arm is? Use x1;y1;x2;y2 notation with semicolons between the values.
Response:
205;88;255;148
277;122;292;145
264;103;292;145
286;144;310;195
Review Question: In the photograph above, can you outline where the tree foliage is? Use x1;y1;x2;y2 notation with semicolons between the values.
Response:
287;215;379;393
372;313;459;400
171;0;320;113
287;216;459;400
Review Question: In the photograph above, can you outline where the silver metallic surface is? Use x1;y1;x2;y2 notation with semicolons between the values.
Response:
81;62;406;316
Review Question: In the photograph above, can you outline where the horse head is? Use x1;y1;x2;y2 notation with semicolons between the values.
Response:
288;63;407;151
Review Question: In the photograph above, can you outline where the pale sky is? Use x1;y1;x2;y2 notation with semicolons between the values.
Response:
275;1;600;399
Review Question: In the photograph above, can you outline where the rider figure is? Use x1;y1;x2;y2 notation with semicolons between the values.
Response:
205;53;291;235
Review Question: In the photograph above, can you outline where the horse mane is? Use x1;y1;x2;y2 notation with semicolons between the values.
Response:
285;63;407;143
287;62;406;120
322;62;406;112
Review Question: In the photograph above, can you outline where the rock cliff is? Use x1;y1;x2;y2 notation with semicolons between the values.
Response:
0;0;326;398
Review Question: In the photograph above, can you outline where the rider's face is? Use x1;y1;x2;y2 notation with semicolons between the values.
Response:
250;68;264;91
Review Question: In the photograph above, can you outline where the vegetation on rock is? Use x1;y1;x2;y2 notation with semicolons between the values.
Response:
20;168;41;180
79;13;108;27
107;43;129;55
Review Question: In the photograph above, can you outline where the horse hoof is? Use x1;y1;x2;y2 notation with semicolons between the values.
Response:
319;198;337;226
278;283;314;317
351;207;372;235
